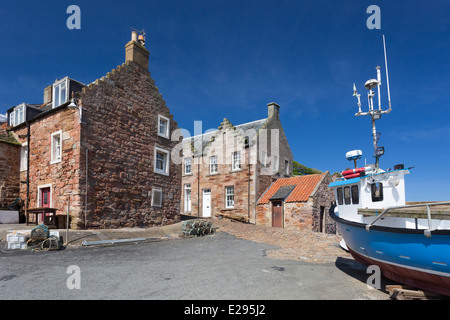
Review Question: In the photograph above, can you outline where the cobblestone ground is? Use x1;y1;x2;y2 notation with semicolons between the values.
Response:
213;218;352;264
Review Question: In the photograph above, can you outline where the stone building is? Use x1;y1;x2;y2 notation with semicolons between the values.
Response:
4;31;181;229
181;102;293;223
0;123;20;209
256;172;336;233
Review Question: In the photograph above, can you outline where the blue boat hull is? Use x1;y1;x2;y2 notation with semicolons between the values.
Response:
330;210;450;296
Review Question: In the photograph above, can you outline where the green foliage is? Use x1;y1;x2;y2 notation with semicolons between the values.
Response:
292;160;322;176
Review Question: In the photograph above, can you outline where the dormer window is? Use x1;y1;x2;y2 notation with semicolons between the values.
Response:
9;103;25;127
53;78;68;108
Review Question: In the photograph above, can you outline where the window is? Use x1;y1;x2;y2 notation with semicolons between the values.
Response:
157;115;170;139
184;158;191;175
225;186;234;208
351;185;359;204
371;182;384;202
184;184;191;212
151;187;162;207
210;156;218;174
20;145;28;171
53;78;68;108
337;188;343;205
51;131;62;164
154;147;170;175
344;187;351;205
285;160;289;175
9;104;25;127
232;151;241;171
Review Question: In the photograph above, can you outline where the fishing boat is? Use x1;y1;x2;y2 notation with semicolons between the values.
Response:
329;36;450;296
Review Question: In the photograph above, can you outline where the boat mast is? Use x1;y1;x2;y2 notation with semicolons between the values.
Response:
353;35;392;169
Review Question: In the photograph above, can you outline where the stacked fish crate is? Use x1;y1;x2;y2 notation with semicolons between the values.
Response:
6;230;31;250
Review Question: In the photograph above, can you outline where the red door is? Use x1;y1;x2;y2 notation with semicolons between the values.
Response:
272;201;283;228
41;188;51;208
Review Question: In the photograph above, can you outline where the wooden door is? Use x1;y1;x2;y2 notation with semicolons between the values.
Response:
41;188;51;208
272;201;283;228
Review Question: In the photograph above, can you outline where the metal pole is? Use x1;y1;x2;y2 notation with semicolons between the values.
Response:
65;195;70;245
85;148;88;229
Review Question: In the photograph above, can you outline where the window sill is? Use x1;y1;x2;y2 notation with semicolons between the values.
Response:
229;169;242;173
155;170;170;176
50;159;62;165
206;172;219;177
183;173;193;177
158;133;170;139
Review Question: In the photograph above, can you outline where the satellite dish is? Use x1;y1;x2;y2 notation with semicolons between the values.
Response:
364;79;378;90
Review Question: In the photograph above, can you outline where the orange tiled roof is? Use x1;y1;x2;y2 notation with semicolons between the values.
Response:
257;173;324;205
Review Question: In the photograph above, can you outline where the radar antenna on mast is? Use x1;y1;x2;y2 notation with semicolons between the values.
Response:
353;34;392;169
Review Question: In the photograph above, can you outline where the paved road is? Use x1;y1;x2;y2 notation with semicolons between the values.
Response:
0;232;390;300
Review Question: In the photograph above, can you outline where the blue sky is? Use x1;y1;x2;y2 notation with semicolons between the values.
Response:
1;0;449;201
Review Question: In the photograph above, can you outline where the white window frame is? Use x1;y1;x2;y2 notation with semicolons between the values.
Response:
210;156;218;174
51;130;62;164
20;143;28;172
225;186;234;208
184;184;192;212
9;110;15;127
232;151;241;171
9;103;25;127
285;159;289;175
184;157;192;175
151;187;163;207
154;146;170;176
157;114;170;139
52;77;69;109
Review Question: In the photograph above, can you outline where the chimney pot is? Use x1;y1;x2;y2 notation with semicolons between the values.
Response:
131;31;138;42
138;34;145;47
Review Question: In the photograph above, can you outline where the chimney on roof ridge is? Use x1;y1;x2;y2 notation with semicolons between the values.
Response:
43;85;52;104
267;102;280;120
125;30;149;70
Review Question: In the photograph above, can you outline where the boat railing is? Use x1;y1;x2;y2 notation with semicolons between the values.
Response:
365;201;450;238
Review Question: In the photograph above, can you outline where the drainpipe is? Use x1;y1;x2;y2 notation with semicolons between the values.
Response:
85;148;88;229
26;122;30;218
247;147;251;223
197;157;200;217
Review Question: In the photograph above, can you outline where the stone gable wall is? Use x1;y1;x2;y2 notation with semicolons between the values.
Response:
80;61;181;229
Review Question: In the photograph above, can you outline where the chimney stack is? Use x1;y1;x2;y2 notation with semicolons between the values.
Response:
267;102;280;120
43;85;52;104
125;31;149;70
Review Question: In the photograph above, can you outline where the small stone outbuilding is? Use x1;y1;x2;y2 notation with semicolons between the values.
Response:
256;171;336;233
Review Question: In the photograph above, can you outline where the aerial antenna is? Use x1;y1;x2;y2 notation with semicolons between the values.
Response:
130;27;146;37
383;34;392;112
353;34;393;169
